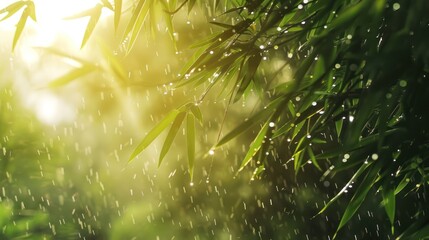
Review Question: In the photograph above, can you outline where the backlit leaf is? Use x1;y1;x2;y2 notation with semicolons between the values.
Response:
190;105;203;124
239;122;269;172
335;162;382;237
216;96;285;147
114;0;122;30
159;111;186;166
0;1;26;21
187;114;196;181
129;109;180;162
81;4;103;48
382;185;396;233
12;7;29;51
124;0;153;53
47;65;97;88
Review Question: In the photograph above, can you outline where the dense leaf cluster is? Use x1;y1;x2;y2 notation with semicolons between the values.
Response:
1;0;429;238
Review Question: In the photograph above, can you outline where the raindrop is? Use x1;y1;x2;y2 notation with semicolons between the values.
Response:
371;153;379;160
349;115;355;122
335;63;341;69
208;149;215;155
393;3;400;11
269;122;275;128
344;153;350;159
399;80;407;87
386;93;392;99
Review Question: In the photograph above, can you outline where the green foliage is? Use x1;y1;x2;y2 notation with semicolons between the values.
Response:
0;201;49;239
0;0;36;50
2;0;429;238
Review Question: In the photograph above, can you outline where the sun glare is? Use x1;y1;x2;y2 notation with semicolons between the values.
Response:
33;0;101;47
0;0;104;48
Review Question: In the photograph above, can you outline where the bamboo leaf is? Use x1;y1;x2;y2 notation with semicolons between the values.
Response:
188;0;196;14
98;40;128;81
0;1;26;21
397;218;429;240
382;185;396;233
12;7;29;51
26;1;36;21
159;111;186;166
335;162;382;237
188;0;197;14
216;96;285;147
129;109;180;162
394;175;409;195
124;0;153;53
100;0;113;10
335;119;343;138
327;0;372;32
190;105;203;124
187;114;196;181
234;53;262;102
239;122;269;172
209;21;234;29
318;162;372;215
81;4;103;48
47;64;97;88
307;147;321;171
114;0;122;30
34;47;92;65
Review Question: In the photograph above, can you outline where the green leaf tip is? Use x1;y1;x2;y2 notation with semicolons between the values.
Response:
129;109;180;162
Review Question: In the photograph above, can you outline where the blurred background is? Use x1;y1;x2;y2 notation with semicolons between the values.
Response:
0;1;407;239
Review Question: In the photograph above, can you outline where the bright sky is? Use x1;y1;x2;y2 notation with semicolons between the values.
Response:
0;0;107;125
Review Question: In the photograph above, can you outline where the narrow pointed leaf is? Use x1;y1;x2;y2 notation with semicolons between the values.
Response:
335;119;343;138
129;109;180;162
397;217;429;240
125;0;153;53
114;0;122;30
0;1;26;21
64;6;98;20
188;0;197;13
27;2;36;21
307;147;321;171
159;111;186;166
12;7;29;51
187;114;196;180
47;65;96;88
234;53;262;102
382;185;396;233
100;0;113;10
394;175;410;195
318;162;372;215
335;162;381;235
190;105;203;124
123;0;144;36
216;96;285;147
81;4;103;48
98;40;128;81
239;122;269;172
